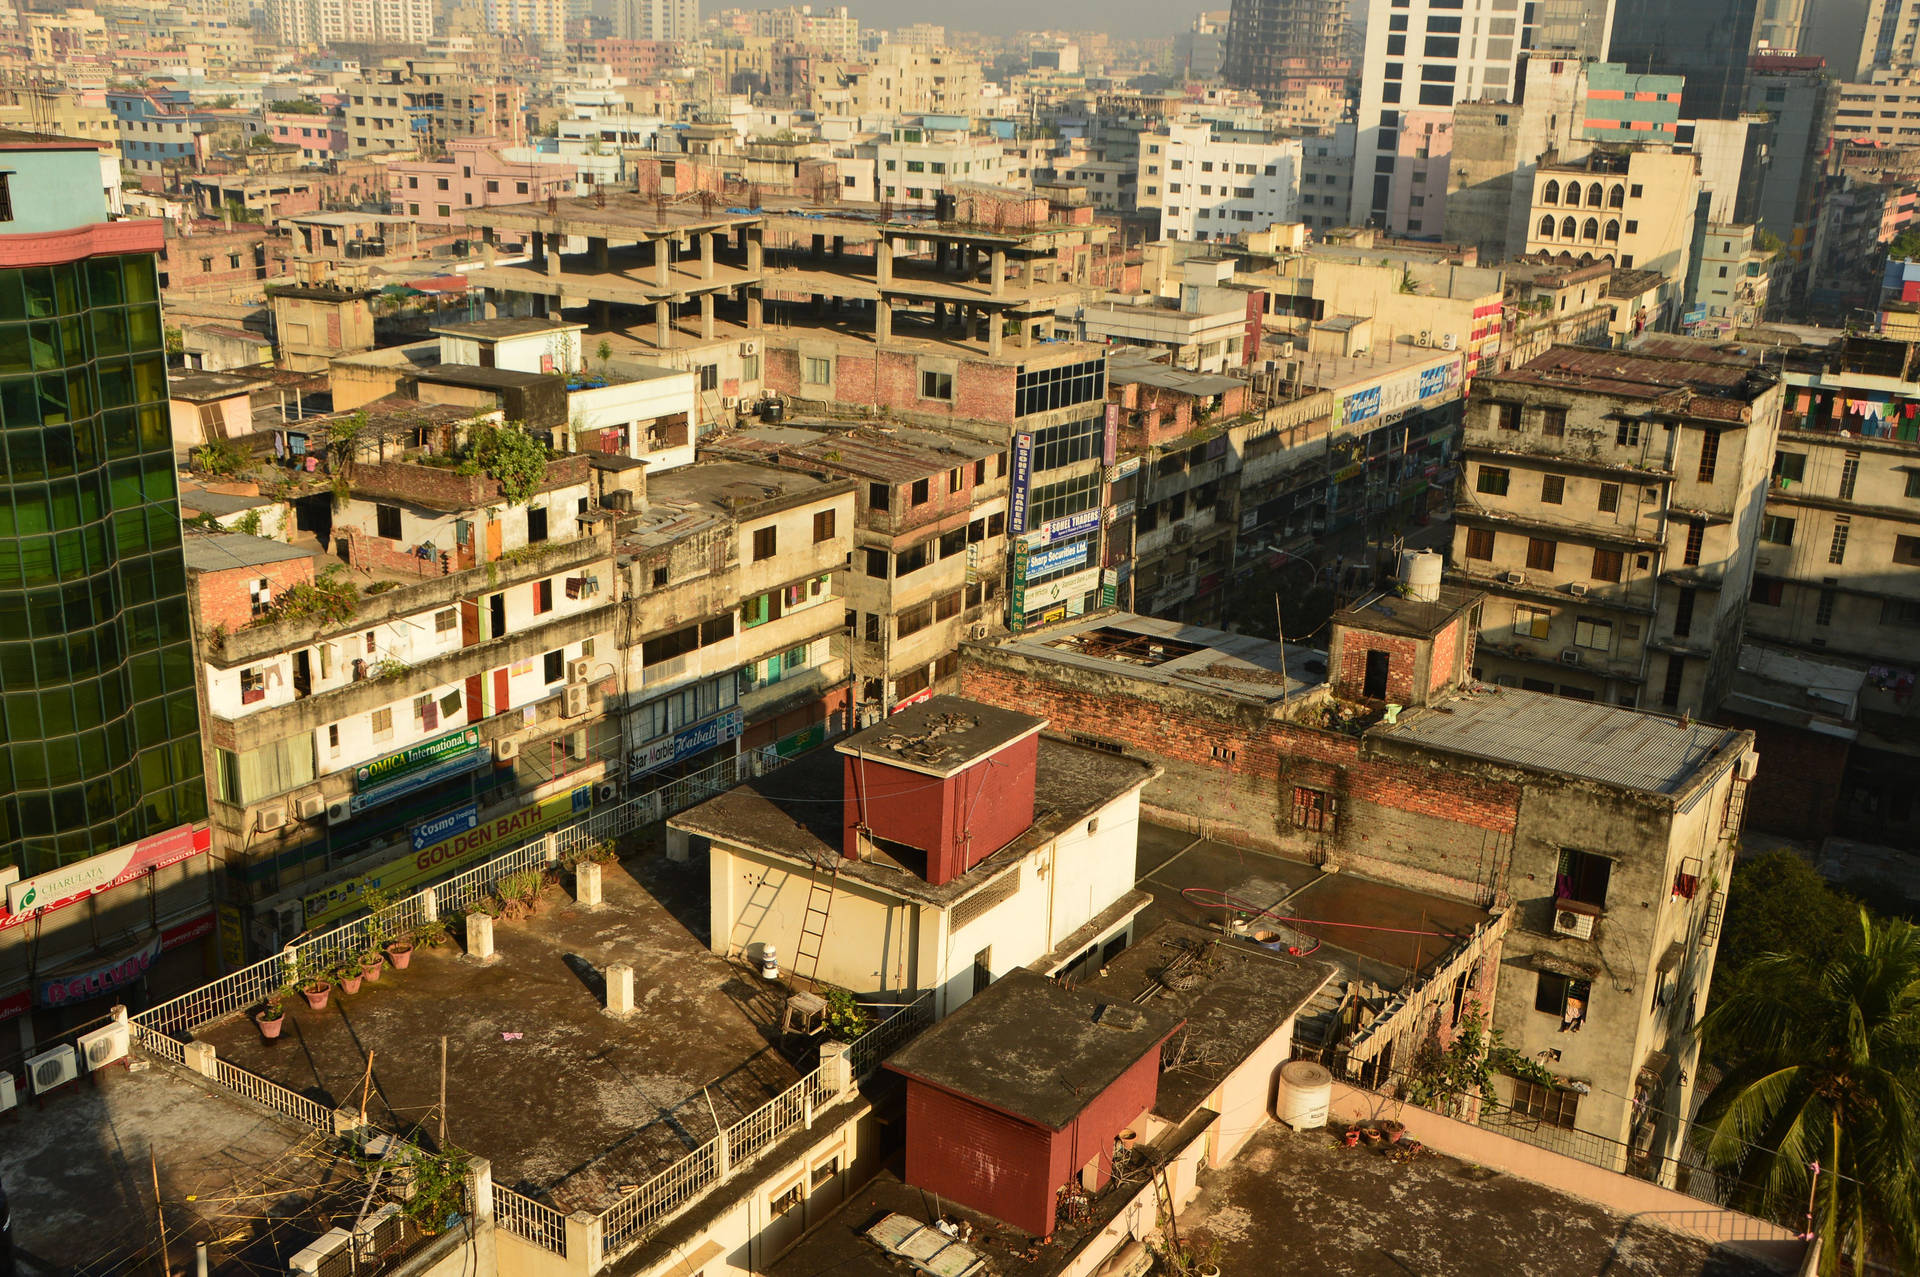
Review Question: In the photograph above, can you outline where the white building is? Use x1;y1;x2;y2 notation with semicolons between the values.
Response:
869;120;1017;205
265;0;432;48
1145;121;1302;244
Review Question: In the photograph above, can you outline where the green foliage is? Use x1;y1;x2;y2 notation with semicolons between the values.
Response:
400;1144;471;1234
822;986;871;1039
1693;910;1920;1275
274;98;329;115
464;423;550;505
193;437;249;477
595;338;613;367
1892;227;1920;263
561;837;618;871
164;324;185;353
1404;1000;1500;1116
1756;228;1786;256
368;656;409;682
357;876;401;946
233;508;265;537
1709;851;1861;1060
254;566;358;628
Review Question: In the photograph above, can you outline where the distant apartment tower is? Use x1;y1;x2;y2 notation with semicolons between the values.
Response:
615;0;697;41
266;0;433;46
0;134;209;872
1223;0;1347;99
1608;0;1760;118
484;0;568;42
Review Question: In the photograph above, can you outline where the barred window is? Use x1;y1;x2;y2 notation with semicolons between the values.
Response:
1292;786;1334;833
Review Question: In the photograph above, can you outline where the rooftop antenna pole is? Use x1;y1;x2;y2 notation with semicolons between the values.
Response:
438;1036;448;1147
1273;596;1290;690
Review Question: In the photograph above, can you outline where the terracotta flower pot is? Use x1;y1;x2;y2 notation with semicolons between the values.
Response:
361;959;384;983
1342;1129;1361;1148
1118;1128;1139;1148
386;941;414;970
301;982;331;1011
257;1009;285;1040
338;973;363;995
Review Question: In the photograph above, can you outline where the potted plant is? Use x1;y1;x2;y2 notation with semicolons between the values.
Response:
821;986;872;1041
336;960;364;995
296;954;331;1010
386;936;414;970
413;918;451;949
495;869;543;920
401;1144;473;1237
256;993;287;1039
360;947;385;982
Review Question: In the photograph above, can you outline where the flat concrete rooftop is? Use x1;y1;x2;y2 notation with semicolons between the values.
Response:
198;858;804;1214
1178;1123;1794;1277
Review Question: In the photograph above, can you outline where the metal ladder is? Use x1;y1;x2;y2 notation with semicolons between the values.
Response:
790;860;841;991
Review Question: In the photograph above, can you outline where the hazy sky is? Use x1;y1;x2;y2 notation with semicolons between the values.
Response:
840;0;1189;40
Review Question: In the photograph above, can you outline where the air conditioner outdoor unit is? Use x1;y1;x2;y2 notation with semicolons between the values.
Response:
27;1044;77;1095
1417;330;1432;347
740;337;761;357
0;1071;15;1112
1553;906;1598;940
78;1021;130;1072
970;623;990;640
272;901;303;947
290;1227;354;1277
1502;570;1526;585
563;684;590;718
1737;751;1759;781
352;1205;404;1262
495;736;520;760
1560;649;1582;665
1442;332;1459;350
1565;582;1589;597
297;794;327;822
596;781;619;803
568;657;591;683
257;806;288;832
326;799;354;826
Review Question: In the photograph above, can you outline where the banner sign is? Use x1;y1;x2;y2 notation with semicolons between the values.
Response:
356;728;481;794
412;803;479;853
1025;538;1092;578
4;824;211;924
1024;507;1101;546
629;707;744;778
1103;403;1119;466
1009;431;1034;534
34;912;214;1009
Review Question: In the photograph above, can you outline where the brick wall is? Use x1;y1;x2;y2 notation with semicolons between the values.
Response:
351;453;590;508
1428;619;1460;694
763;340;1024;426
341;526;450;576
959;656;1523;901
192;556;315;633
1719;712;1847;841
1330;629;1420;704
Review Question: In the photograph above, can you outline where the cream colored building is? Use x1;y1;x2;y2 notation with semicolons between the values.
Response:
1451;341;1782;715
1523;148;1702;304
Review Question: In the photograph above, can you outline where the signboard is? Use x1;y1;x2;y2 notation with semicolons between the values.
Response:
1102;403;1119;467
629;707;744;778
1340;357;1463;430
1021;566;1101;612
302;785;593;929
1024;507;1101;546
1008;431;1034;534
3;824;211;925
412;802;479;853
356;728;482;795
1026;538;1092;578
891;687;935;714
1110;499;1136;522
35;912;215;1009
1113;456;1141;480
217;902;248;971
0;989;27;1025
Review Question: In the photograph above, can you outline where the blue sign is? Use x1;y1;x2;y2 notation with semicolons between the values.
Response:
1346;386;1381;424
1009;432;1034;534
1026;538;1091;578
630;707;745;778
1027;506;1101;545
412;803;479;852
1419;365;1451;399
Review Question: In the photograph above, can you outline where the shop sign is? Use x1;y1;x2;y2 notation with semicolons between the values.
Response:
303;786;591;929
3;824;211;925
355;728;482;796
891;687;935;714
1024;538;1091;578
1009;431;1034;534
412;803;479;853
1024;507;1101;546
629;707;744;778
34;911;213;1009
1103;403;1119;466
1021;566;1100;612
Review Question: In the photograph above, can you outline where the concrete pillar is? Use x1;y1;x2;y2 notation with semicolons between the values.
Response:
819;1040;853;1095
467;1158;494;1223
183;1041;217;1078
987;308;1002;357
482;228;497;269
564;1213;604;1274
546;238;561;280
655;299;672;348
576;860;603;908
531;229;544;267
876;297;892;343
832;234;844;259
700;292;715;340
747;228;763;273
701;230;716;280
654;237;670;287
420;886;438;922
606;961;634;1015
332;1107;363;1137
991;248;1006;296
592;236;610;271
543;831;560;865
665;825;691;863
466;912;495;961
876;237;892;287
746;292;763;329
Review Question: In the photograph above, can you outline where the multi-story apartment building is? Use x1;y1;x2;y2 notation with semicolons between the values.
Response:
264;0;433;47
108;90;231;177
704;423;1011;711
483;0;568;42
347;62;526;157
613;0;700;43
0;131;216;1038
868;120;1019;207
1451;343;1783;714
1686;223;1773;336
1522;147;1703;321
386;139;576;228
1138;120;1302;244
1222;0;1348;100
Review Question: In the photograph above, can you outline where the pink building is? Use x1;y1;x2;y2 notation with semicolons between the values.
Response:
386;137;574;228
1387;110;1453;241
266;111;348;162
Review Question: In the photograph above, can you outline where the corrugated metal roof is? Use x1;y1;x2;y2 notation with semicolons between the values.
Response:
1376;685;1739;795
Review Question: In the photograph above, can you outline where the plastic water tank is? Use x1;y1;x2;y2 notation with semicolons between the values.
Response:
1277;1059;1334;1131
1400;549;1443;603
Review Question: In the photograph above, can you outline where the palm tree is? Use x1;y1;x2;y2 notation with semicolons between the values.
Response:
1693;909;1920;1275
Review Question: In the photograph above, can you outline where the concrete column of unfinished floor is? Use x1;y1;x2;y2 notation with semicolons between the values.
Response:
655;299;671;347
654;236;670;288
701;230;715;280
700;292;715;339
876;296;892;342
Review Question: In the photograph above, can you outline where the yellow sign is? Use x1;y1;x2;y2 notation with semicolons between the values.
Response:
217;903;247;972
301;786;591;930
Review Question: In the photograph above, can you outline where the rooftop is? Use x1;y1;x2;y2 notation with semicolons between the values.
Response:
1481;344;1777;421
835;694;1044;778
1177;1123;1795;1277
1335;582;1484;639
1373;683;1744;796
432;316;586;341
181;530;315;572
670;738;1159;905
645;458;851;519
169;369;269;401
1106;351;1243;397
885;968;1185;1130
992;613;1327;705
705;421;1002;482
197;859;808;1214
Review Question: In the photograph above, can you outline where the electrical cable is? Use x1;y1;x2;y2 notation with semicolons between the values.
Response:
1179;886;1460;938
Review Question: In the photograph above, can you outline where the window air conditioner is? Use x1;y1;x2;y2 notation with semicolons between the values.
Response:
1560;649;1582;665
1565;582;1589;597
1502;570;1526;585
290;1227;354;1277
0;1071;15;1113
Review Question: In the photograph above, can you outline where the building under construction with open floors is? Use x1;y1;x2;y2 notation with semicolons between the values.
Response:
1448;342;1784;715
1222;0;1351;101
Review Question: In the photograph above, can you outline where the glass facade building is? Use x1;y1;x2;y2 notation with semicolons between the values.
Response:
0;184;206;873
